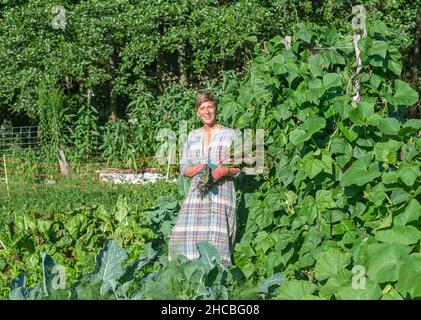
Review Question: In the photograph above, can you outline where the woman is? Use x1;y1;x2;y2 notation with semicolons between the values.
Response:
169;92;240;266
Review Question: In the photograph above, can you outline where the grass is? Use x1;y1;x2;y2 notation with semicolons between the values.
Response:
1;166;178;213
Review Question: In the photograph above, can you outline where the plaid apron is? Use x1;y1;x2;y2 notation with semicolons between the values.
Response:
169;125;239;265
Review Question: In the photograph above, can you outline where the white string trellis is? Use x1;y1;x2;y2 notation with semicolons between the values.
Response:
281;6;368;103
351;5;368;104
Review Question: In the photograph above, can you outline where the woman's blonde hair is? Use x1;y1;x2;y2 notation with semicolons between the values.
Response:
195;92;217;110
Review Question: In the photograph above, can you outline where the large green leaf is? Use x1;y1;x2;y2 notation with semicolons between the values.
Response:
302;156;324;179
289;118;326;146
42;254;61;296
323;73;342;90
336;280;382;300
396;162;420;186
314;249;351;281
348;106;364;126
364;183;387;207
337;122;358;142
399;119;421;136
320;150;333;174
269;55;287;75
382;171;398;184
381;287;404;300
388;59;403;77
9;274;30;300
308;54;325;77
392;80;419;106
9;274;43;300
120;243;157;284
255;208;273;229
367;40;388;58
396;254;421;299
301;117;326;136
176;175;191;198
390;188;410;205
378;118;400;135
315;190;336;211
365;243;411;283
115;195;129;224
340;155;381;187
387;46;403;76
289;129;308;145
276;280;318;300
349;96;376;126
318;269;351;297
295;24;315;44
324;49;346;66
330;136;351;155
307;79;323;103
375;226;420;245
197;241;222;273
40;254;70;299
259;273;285;294
394;199;421;226
91;239;128;294
374;140;402;164
254;231;273;254
372;20;390;38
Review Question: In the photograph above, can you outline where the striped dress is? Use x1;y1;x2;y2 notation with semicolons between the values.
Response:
169;125;240;266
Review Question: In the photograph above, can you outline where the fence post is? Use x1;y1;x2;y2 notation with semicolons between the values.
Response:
58;147;69;177
2;154;10;199
166;148;172;181
0;238;6;250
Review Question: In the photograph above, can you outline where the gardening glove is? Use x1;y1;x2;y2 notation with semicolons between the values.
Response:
212;167;230;180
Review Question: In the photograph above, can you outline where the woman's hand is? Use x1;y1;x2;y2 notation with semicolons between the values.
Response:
184;164;205;177
212;167;229;179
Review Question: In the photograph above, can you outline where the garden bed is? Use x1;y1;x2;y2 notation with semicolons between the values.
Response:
96;168;172;184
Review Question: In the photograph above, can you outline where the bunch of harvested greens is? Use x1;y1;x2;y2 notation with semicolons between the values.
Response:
195;158;255;198
196;163;216;197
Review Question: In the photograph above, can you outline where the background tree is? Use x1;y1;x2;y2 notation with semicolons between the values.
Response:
0;0;418;148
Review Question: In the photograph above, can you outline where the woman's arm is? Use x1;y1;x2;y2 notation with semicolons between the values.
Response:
180;133;205;178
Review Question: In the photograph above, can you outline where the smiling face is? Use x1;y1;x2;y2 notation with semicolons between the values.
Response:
197;101;217;127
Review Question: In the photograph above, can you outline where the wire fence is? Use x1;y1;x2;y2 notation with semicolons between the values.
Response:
0;126;180;195
0;125;104;156
0;125;40;152
0;125;171;162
